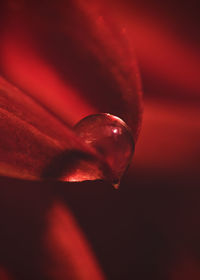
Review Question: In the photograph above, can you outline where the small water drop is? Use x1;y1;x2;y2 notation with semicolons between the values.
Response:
66;113;135;188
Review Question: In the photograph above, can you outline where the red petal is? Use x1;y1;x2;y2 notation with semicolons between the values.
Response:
0;77;99;180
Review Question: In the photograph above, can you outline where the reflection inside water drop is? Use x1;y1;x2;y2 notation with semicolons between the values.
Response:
65;113;135;188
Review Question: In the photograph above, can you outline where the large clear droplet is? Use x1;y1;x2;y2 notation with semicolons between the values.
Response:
65;113;134;188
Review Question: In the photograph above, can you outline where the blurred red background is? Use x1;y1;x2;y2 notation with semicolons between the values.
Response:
0;0;200;279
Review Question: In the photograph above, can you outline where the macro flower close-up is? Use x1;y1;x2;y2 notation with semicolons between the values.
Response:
0;0;200;279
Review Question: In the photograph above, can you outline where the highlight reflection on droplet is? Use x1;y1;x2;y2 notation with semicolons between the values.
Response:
66;113;135;188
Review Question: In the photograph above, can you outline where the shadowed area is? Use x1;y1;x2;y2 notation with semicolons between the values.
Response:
0;177;105;280
1;176;200;279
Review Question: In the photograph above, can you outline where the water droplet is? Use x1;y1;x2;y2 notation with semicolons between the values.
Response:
66;113;135;188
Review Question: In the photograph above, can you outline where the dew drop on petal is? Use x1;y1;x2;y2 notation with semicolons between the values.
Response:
66;113;135;188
